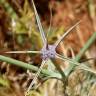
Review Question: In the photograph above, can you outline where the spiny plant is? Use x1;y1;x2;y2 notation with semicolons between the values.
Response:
6;0;80;92
4;0;96;96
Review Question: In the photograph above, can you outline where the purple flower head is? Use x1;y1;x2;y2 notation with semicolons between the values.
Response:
41;44;56;60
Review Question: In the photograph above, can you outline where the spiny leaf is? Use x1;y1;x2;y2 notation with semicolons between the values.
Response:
31;0;47;45
54;20;81;47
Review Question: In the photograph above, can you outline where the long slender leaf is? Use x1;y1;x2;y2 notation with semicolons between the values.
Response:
56;53;96;75
54;20;81;48
31;0;47;45
0;55;61;78
5;51;41;54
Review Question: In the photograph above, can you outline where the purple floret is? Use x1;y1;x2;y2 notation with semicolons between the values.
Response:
41;44;56;60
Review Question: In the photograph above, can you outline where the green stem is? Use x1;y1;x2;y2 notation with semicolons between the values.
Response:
65;32;96;76
0;55;61;79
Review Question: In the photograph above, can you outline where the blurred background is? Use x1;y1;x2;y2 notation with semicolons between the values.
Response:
0;0;96;96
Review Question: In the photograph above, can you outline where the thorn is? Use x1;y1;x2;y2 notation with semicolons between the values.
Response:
54;20;82;48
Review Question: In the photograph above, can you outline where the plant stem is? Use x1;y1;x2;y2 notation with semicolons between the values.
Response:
0;55;61;79
65;32;96;76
